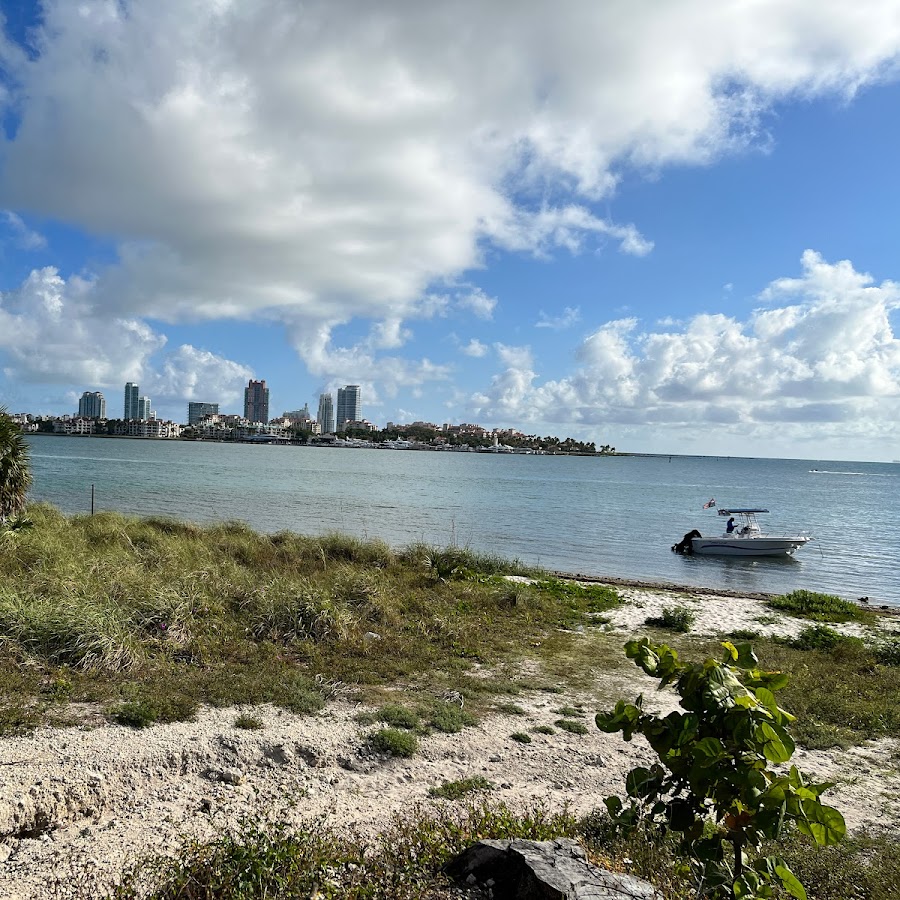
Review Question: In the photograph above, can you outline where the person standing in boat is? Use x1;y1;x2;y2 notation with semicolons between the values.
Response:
726;517;736;534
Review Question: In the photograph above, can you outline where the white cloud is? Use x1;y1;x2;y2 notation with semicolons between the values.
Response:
469;253;900;439
148;345;253;406
2;211;46;250
461;338;488;357
536;306;581;330
457;288;498;321
1;0;898;361
0;267;252;409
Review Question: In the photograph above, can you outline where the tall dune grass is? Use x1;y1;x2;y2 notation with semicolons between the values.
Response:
0;504;619;728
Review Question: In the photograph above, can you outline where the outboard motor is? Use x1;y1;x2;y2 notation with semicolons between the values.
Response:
672;529;701;554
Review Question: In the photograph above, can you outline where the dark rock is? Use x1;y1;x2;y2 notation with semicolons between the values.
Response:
445;838;661;900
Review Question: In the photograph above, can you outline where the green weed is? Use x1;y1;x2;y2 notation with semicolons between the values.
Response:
645;605;695;633
368;727;418;757
428;776;494;800
768;590;874;623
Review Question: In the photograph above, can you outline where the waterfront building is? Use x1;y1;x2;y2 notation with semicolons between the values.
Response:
187;401;219;426
138;396;152;421
124;382;139;420
317;393;335;434
54;417;96;436
244;379;270;424
336;385;361;432
78;391;106;419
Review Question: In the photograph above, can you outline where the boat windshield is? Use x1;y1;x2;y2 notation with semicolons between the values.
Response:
717;508;768;516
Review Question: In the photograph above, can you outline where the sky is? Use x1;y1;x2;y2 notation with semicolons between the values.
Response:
2;1;900;460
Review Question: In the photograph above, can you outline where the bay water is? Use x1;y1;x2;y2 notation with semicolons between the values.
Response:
25;434;900;607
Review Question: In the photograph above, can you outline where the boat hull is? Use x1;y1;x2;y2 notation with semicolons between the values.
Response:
691;536;809;557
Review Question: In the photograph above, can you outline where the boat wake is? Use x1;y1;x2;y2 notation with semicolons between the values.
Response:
809;470;898;477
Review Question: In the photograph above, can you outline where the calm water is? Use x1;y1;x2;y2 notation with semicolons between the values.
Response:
25;435;900;607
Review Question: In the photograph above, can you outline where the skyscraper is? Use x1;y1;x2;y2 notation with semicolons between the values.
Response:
336;385;361;432
78;391;106;419
188;402;219;426
124;382;139;420
317;393;334;434
138;397;152;421
244;379;270;423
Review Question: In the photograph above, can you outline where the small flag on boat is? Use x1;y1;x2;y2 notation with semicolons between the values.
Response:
703;498;716;509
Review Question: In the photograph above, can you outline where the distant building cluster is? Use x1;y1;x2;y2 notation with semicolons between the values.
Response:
8;378;607;454
11;379;370;442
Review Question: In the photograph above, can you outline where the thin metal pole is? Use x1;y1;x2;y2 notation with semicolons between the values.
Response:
91;484;95;516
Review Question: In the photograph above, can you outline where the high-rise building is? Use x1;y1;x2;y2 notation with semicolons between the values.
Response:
78;391;106;419
124;382;139;420
138;397;152;421
187;402;219;426
336;385;361;432
244;379;270;423
317;393;335;434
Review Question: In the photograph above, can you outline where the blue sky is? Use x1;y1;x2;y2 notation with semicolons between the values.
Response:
2;1;900;460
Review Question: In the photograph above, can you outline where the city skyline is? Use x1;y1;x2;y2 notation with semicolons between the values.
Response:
2;3;900;460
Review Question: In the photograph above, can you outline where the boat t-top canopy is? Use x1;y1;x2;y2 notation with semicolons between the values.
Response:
717;508;769;515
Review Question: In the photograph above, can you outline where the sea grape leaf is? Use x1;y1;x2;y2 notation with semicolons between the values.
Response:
797;801;846;846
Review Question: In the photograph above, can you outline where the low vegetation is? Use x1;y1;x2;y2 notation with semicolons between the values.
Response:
368;727;418;758
767;589;874;623
0;505;621;733
644;604;696;633
428;776;494;800
61;800;898;900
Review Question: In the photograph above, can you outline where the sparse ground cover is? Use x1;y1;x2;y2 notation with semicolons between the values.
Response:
1;507;899;899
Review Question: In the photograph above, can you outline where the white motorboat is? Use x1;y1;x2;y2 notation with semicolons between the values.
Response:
672;508;811;558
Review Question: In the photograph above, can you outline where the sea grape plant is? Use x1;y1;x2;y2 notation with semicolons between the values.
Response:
596;639;845;900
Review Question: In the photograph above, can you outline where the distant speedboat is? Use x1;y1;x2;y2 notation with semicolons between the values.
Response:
672;508;811;557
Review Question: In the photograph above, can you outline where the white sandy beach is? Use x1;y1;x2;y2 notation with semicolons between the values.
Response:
0;585;897;899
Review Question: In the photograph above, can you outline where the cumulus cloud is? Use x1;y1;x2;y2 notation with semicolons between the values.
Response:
0;267;253;407
2;0;899;356
536;306;581;330
470;253;900;438
148;345;253;406
457;288;498;321
461;338;488;357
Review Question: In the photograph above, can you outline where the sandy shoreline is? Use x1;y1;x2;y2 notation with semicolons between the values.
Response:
1;585;898;899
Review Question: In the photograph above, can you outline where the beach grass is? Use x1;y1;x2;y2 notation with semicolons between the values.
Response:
0;504;622;732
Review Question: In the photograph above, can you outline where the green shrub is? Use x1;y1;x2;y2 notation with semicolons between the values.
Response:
369;727;418;758
531;724;555;735
495;701;526;715
375;703;420;729
875;637;900;666
554;718;588;735
112;695;198;728
234;714;265;730
788;624;845;651
768;589;872;623
728;628;761;641
428;701;476;733
510;732;532;743
555;706;584;718
597;638;845;900
428;776;494;800
644;605;695;633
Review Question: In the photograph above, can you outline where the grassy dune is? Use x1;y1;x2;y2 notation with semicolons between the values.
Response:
0;504;620;732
